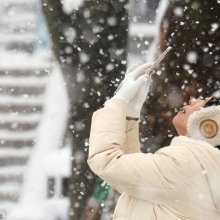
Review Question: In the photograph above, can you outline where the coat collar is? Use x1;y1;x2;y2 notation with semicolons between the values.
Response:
170;135;218;151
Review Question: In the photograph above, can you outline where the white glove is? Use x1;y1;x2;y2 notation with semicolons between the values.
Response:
114;62;153;118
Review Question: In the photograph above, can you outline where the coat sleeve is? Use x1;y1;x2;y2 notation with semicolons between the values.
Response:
87;98;190;203
124;119;141;154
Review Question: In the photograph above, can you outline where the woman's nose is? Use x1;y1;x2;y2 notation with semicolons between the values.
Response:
189;98;197;105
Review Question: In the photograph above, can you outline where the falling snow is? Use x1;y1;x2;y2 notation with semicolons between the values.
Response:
0;0;220;219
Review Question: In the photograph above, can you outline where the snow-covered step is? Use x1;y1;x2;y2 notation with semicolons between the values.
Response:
0;114;41;123
0;86;45;96
0;139;35;149
0;24;36;34
0;173;23;185
0;0;38;5
1;42;36;54
0;96;44;105
0;156;28;167
0;121;38;132
0;148;31;158
0;104;43;114
0;166;26;176
0;184;20;192
0;68;51;77
0;54;51;70
0;33;36;44
0;186;20;202
2;4;37;12
0;13;36;25
0;86;46;96
0;130;36;140
0;76;48;86
0;50;52;60
1;4;38;16
3;42;36;54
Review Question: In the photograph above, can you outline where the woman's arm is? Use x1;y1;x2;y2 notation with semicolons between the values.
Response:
87;63;188;202
88;98;186;201
124;118;141;154
87;97;192;203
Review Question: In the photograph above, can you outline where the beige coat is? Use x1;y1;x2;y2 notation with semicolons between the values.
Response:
88;98;220;220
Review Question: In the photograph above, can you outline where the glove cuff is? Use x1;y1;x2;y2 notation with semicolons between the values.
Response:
126;116;139;121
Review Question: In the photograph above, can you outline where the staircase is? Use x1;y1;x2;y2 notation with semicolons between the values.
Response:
0;0;53;218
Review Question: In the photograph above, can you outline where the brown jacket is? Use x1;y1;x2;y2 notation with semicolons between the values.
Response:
88;98;220;220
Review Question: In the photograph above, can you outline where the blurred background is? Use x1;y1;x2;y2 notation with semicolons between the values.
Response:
0;0;219;219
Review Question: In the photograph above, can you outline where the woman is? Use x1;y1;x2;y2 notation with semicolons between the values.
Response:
87;63;220;220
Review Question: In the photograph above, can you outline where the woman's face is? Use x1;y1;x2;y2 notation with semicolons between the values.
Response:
172;97;212;136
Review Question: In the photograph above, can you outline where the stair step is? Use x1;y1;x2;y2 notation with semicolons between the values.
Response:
0;68;51;77
2;41;36;53
0;24;36;34
0;156;28;167
0;148;31;157
0;114;41;123
0;76;48;86
0;33;36;44
0;166;26;176
0;148;31;167
1;3;37;15
0;95;45;105
0;193;19;202
0;130;36;140
0;140;35;148
0;86;45;96
0;0;38;5
0;185;20;202
0;104;43;114
0;121;38;132
0;173;23;184
0;184;20;191
0;13;36;25
0;53;51;70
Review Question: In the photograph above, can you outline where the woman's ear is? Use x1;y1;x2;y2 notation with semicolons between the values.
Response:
199;119;219;139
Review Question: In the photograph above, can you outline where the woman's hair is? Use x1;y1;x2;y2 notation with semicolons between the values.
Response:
203;96;220;108
203;93;220;149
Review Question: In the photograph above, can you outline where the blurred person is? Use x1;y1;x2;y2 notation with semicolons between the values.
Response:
87;63;220;220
